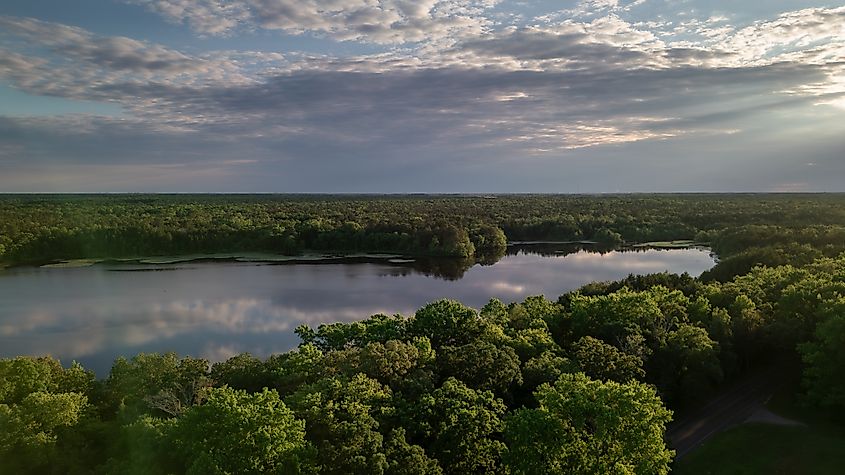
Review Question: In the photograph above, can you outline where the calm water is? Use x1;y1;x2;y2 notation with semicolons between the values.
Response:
0;247;714;374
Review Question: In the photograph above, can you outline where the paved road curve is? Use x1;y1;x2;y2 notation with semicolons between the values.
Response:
667;367;785;460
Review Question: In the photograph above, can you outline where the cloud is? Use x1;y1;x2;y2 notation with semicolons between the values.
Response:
0;59;832;180
127;0;252;36
0;15;278;102
720;7;845;63
458;20;665;70
125;0;500;43
537;0;647;22
0;17;212;74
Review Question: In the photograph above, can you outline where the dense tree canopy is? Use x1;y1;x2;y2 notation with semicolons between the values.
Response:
169;387;316;474
504;373;673;474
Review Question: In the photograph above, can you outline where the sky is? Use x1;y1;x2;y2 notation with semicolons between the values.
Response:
0;0;843;193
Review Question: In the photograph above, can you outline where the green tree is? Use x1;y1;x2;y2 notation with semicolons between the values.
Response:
210;353;269;393
508;328;557;361
572;336;645;383
383;428;443;475
799;299;845;409
504;373;673;475
593;228;623;246
0;356;94;403
439;341;522;395
521;351;575;393
359;338;436;391
409;300;482;348
472;226;507;253
169;387;316;474
103;415;175;475
408;378;507;474
0;357;97;475
265;344;325;396
106;353;210;418
569;289;661;345
0;392;89;474
652;324;723;406
284;374;392;474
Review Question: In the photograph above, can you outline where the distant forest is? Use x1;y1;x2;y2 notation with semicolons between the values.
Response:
3;194;845;474
2;194;845;281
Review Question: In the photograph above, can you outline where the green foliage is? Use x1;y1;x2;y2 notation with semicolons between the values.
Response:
265;343;325;396
439;341;522;395
383;428;443;475
285;374;393;474
409;378;507;474
409;299;482;348
701;243;823;282
358;339;436;390
0;391;89;473
210;352;269;393
520;351;576;393
572;336;645;383
170;387;316;474
653;324;723;406
104;415;175;475
0;357;94;475
472;225;507;253
0;357;94;403
504;373;674;475
593;227;624;245
106;353;210;418
799;299;845;409
297;314;408;352
5;194;845;270
569;288;662;344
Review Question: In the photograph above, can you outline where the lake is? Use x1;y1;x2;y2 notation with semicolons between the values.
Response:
0;247;715;374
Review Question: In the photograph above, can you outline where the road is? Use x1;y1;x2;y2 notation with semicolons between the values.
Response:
667;366;785;460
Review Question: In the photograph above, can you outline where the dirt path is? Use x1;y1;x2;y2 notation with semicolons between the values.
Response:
667;367;786;460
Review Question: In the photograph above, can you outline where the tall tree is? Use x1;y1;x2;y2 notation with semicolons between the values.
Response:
504;373;673;474
169;387;316;474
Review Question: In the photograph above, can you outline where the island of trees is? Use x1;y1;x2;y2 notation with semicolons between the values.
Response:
2;193;845;473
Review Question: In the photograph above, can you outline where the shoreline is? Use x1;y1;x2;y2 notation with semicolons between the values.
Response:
0;240;713;270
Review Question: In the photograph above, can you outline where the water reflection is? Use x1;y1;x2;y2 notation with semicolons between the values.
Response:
404;243;650;280
0;248;715;374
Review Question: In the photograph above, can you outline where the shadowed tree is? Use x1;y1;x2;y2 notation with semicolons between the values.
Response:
405;377;507;474
572;336;645;383
799;299;845;410
284;374;393;474
408;300;482;348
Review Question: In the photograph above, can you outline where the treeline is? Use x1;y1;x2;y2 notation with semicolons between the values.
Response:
701;224;845;281
3;194;845;270
4;251;845;474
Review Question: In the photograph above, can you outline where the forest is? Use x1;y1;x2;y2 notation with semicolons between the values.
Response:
2;193;845;281
2;194;845;473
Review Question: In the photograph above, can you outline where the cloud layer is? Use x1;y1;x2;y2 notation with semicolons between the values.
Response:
0;2;844;191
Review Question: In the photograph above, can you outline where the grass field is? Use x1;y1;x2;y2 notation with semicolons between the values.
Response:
673;422;845;475
675;365;845;475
